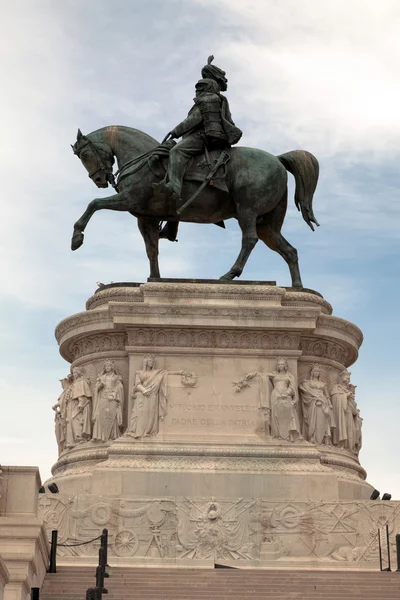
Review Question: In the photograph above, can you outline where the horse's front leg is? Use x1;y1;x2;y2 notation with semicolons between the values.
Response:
71;191;131;250
137;216;161;279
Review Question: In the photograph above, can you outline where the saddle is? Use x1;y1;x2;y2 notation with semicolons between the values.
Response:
149;142;230;194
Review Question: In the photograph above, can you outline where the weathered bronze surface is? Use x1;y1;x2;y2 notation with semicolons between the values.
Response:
71;57;319;287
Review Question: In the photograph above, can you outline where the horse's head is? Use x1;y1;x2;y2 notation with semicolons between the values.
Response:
71;129;114;188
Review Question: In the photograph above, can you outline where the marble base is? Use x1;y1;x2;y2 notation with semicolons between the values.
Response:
41;281;386;568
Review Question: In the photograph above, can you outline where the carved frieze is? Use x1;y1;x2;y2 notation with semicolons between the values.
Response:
67;333;127;360
126;328;300;350
38;493;400;565
300;337;349;365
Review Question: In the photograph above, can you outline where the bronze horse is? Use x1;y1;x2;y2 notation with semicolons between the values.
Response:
71;125;319;286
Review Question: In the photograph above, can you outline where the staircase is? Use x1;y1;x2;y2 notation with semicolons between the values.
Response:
41;566;400;600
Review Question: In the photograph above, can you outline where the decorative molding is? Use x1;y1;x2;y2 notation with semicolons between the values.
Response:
299;337;349;366
282;292;332;315
108;443;320;460
51;447;109;475
320;455;367;479
142;282;286;300
66;332;127;360
126;328;301;350
317;315;364;348
103;455;330;473
55;311;110;342
111;303;319;322
86;286;143;310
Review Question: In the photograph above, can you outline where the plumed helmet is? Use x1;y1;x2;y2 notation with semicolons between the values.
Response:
201;55;228;91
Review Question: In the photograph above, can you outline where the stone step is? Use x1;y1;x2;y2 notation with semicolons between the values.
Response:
41;566;400;600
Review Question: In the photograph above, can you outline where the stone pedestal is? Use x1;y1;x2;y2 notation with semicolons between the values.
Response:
39;282;397;568
0;467;49;600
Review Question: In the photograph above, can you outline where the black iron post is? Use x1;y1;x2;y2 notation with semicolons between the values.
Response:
31;588;40;600
102;528;109;567
378;528;383;571
386;523;392;571
396;534;400;572
48;530;58;573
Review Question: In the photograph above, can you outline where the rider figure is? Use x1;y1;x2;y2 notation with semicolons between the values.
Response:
156;56;242;201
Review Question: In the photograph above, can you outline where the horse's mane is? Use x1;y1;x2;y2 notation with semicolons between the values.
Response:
88;125;159;149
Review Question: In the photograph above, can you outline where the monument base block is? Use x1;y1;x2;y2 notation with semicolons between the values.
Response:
40;282;397;568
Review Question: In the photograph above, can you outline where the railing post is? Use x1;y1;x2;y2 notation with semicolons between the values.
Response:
386;523;392;571
378;528;383;571
31;588;40;600
396;534;400;572
48;530;58;573
102;528;108;567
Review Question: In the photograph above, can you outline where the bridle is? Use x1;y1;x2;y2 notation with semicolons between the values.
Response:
74;137;118;190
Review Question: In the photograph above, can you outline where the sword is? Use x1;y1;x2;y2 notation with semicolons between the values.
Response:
176;150;230;216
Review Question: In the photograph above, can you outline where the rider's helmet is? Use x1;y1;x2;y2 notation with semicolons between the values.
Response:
201;56;228;91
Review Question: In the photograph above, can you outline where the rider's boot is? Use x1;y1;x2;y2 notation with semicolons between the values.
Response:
159;221;179;241
153;149;188;201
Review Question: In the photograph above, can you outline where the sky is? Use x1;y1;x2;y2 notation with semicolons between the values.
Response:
0;0;399;498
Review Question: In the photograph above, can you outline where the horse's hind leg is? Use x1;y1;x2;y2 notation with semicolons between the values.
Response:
257;191;303;288
220;211;258;280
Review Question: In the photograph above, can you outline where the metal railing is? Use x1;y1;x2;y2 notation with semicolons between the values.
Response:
46;528;109;600
85;528;109;600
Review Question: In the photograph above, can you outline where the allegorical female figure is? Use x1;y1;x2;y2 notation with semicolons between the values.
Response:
330;370;353;448
52;375;72;454
126;355;169;439
65;367;92;447
92;360;124;442
267;358;301;442
299;364;334;445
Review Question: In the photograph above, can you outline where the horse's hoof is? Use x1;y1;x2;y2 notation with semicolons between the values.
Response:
219;273;235;281
71;231;84;250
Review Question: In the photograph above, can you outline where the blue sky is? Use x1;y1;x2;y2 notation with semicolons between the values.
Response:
1;0;399;498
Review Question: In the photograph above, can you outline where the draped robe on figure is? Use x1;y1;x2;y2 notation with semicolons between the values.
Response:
299;378;333;445
330;383;349;446
128;369;168;438
259;371;301;441
66;377;92;446
92;372;124;442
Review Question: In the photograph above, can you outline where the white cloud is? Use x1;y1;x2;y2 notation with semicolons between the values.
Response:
195;0;400;160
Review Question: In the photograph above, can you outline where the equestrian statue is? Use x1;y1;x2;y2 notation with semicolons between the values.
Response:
71;56;319;287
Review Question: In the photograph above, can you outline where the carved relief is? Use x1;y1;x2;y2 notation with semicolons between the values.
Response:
126;327;300;350
92;360;124;443
299;363;334;446
38;494;400;565
125;355;197;439
53;360;128;454
176;499;256;560
300;337;349;365
64;367;92;449
233;359;301;442
330;370;362;454
67;333;127;360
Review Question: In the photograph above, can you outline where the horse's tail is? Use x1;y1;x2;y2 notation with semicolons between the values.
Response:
277;150;320;231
